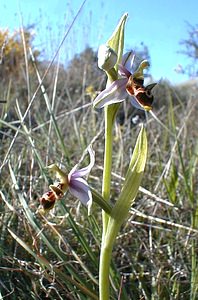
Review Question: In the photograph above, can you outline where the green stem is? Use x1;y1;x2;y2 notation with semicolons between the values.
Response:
100;101;122;299
99;243;113;300
101;63;118;232
99;57;119;300
107;68;117;83
99;106;114;300
102;106;114;233
99;219;121;300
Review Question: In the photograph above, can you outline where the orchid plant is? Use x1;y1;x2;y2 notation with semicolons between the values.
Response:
39;13;155;300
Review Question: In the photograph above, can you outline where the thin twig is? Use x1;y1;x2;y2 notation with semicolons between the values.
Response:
131;208;198;234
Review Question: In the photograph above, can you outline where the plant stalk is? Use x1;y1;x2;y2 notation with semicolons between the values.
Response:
99;219;121;300
101;106;114;234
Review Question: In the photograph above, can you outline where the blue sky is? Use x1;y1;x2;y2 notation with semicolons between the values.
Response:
1;0;197;84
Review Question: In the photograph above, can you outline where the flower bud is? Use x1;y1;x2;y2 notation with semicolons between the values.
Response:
98;44;117;71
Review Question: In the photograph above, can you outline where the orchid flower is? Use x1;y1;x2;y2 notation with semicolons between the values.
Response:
39;146;95;214
93;51;157;111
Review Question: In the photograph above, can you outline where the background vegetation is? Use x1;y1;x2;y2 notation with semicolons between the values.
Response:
0;20;198;300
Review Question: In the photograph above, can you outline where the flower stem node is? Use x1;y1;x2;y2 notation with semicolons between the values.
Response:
98;44;117;71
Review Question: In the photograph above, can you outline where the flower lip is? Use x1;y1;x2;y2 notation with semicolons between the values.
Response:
41;198;56;211
127;76;157;111
39;190;56;213
49;184;64;197
134;90;153;111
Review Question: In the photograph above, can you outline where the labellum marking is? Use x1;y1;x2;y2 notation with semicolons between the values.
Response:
126;75;157;111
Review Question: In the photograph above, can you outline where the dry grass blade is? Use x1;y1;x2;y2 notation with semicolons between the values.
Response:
0;0;87;171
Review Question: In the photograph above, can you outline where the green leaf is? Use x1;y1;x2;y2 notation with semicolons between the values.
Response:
111;124;148;223
107;13;128;70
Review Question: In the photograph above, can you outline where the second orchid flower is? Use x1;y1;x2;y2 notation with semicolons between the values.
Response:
39;146;95;214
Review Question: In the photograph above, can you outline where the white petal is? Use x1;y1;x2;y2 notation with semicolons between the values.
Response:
118;64;131;78
69;177;92;206
122;51;135;72
69;146;95;179
93;78;128;109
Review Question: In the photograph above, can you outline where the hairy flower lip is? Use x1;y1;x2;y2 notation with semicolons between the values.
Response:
49;184;64;197
39;191;56;213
